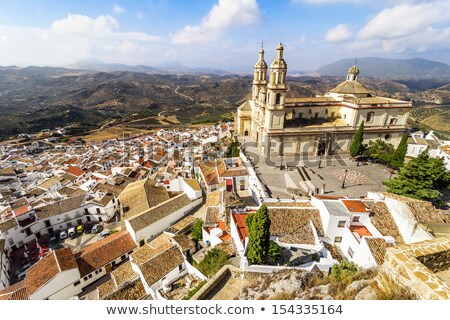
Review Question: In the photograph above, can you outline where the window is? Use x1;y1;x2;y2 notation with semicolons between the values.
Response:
95;270;98;275
352;216;360;223
84;208;89;215
121;255;126;261
343;114;347;119
179;264;184;272
96;208;101;214
348;247;354;258
74;281;80;286
298;112;303;119
25;228;32;236
88;274;93;279
334;237;342;243
309;109;312;114
139;239;145;247
331;112;335;118
275;93;281;105
338;221;346;228
389;118;397;125
325;109;328;115
314;112;319;118
366;112;375;123
44;220;51;228
83;276;88;281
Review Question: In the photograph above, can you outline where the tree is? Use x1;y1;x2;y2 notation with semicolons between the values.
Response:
350;121;365;158
363;139;394;164
191;220;203;242
267;240;282;263
225;140;240;158
330;261;358;281
390;133;408;168
247;204;271;265
383;151;450;203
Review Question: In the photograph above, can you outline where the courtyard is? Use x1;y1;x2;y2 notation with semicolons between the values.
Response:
240;137;393;199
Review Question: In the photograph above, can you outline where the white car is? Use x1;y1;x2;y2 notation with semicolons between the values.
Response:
92;224;103;234
59;230;68;240
68;227;76;239
97;230;110;241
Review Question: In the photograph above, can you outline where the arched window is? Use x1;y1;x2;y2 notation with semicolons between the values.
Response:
276;93;281;105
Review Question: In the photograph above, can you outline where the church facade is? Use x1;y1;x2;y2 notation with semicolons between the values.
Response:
235;44;412;158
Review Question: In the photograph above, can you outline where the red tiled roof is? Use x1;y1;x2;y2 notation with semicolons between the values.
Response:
0;280;28;300
232;214;249;241
64;158;78;165
349;225;372;237
13;205;30;217
66;165;85;177
75;231;136;277
26;248;77;296
342;200;369;213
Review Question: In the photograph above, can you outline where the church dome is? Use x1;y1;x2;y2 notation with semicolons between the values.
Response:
348;65;360;75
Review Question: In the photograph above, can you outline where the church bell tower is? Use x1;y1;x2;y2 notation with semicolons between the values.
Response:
252;45;268;102
267;43;287;109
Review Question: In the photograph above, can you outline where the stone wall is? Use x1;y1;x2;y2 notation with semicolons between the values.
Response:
378;238;450;300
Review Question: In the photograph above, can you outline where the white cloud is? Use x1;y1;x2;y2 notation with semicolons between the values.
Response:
359;1;450;39
291;0;367;4
113;4;125;14
325;24;352;42
172;0;261;44
51;14;118;36
0;14;160;66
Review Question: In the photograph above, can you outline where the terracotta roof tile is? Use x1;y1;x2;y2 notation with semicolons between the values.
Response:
76;231;136;277
127;194;192;232
365;238;394;265
364;201;404;243
140;247;184;287
26;248;77;295
35;194;86;219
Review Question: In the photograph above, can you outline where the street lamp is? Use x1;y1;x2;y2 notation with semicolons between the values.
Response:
341;169;348;188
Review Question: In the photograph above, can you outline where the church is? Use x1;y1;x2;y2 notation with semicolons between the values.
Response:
235;44;412;158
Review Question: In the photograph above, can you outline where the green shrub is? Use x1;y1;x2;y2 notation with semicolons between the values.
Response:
194;248;228;277
330;261;358;282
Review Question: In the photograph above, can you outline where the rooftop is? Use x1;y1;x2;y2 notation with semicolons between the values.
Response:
75;230;136;277
140;246;184;287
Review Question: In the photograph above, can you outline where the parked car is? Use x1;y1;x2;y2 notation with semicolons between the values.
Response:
92;224;103;234
84;224;93;234
17;271;27;281
76;225;84;234
59;230;68;240
49;235;57;244
68;227;76;239
97;230;110;241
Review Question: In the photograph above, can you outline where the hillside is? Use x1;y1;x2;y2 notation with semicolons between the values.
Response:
0;65;450;140
317;57;450;79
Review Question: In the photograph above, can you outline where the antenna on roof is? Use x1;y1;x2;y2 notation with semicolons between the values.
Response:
261;40;264;49
354;57;358;66
281;42;289;50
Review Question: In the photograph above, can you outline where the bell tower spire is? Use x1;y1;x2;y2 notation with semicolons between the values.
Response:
267;42;287;109
252;41;268;102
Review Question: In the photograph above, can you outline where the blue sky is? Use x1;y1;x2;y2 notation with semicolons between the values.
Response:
1;0;450;71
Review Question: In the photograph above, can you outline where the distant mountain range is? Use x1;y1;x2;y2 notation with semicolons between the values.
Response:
316;57;450;78
68;57;231;75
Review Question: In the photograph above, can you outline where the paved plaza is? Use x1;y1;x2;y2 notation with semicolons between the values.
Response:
240;137;393;199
